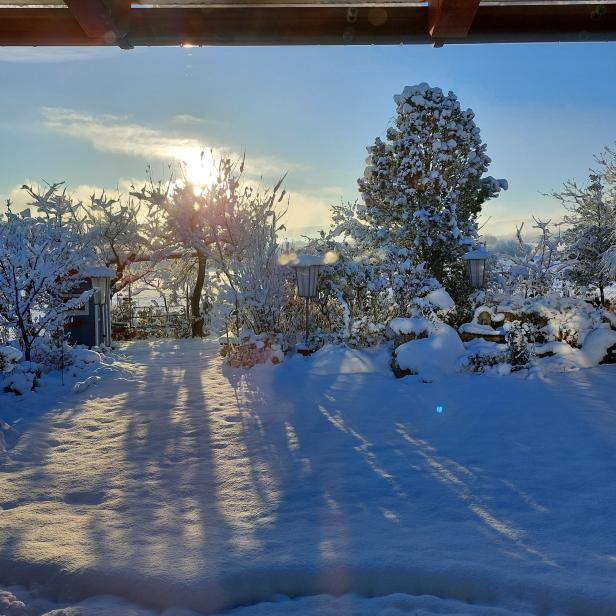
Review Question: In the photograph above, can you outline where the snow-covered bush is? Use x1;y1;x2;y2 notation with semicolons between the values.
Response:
2;363;40;395
507;321;532;369
30;336;71;372
217;181;290;336
303;202;453;348
494;219;565;298
22;181;154;297
0;208;94;361
224;330;285;368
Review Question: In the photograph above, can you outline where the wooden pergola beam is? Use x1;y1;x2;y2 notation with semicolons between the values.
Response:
63;0;131;45
1;4;616;47
428;0;480;39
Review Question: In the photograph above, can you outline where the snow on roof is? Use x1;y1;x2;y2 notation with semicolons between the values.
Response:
82;266;116;278
463;246;490;261
459;322;499;336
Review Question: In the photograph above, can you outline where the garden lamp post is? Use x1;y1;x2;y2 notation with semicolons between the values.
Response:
463;246;490;289
88;267;115;347
289;255;326;344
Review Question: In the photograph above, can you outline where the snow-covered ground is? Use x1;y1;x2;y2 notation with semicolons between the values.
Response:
1;340;616;616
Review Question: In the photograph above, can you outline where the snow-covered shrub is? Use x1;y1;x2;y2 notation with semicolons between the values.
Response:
493;220;565;298
507;321;532;369
2;364;40;395
71;347;102;366
303;209;449;347
224;330;286;368
0;345;22;373
30;336;72;372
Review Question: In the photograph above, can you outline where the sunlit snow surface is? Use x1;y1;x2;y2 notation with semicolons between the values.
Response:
1;340;616;615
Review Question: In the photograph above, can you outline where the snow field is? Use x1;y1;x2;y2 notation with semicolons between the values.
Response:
1;340;615;615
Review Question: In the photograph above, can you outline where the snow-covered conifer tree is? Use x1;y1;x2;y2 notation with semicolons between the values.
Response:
551;172;615;305
358;83;506;297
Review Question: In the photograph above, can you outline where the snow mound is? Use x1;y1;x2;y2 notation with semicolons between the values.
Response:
72;349;102;365
2;369;36;395
459;323;499;336
225;592;532;615
425;288;455;313
531;329;616;375
0;346;22;372
581;328;616;364
72;375;102;393
308;345;391;375
0;586;535;616
395;324;465;380
389;317;433;337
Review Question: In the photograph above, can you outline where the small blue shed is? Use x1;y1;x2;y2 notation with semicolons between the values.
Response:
65;266;115;348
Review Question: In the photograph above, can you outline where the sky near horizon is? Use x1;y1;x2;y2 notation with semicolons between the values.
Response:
1;42;615;239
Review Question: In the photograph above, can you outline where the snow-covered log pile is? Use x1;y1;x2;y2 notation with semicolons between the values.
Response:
461;295;616;344
224;331;285;368
389;294;616;379
457;294;616;373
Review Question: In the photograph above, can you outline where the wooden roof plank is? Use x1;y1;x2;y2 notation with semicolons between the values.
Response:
63;0;130;44
0;3;615;46
428;0;480;38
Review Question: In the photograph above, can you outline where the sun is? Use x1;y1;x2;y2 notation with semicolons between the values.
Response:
178;148;216;190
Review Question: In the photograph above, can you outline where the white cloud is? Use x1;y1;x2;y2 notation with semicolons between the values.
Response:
172;114;204;125
282;188;339;238
40;107;297;181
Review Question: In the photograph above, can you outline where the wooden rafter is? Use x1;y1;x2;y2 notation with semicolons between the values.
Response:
428;0;480;39
1;3;616;47
63;0;131;46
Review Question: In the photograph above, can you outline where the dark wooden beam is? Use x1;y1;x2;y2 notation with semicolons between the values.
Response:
1;4;616;47
428;0;480;39
63;0;131;46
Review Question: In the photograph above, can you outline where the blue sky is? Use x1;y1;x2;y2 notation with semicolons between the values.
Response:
1;42;615;238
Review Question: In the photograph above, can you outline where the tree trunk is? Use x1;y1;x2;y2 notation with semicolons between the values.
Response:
191;252;207;338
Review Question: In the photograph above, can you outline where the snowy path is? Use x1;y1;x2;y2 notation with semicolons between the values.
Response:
1;340;616;615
